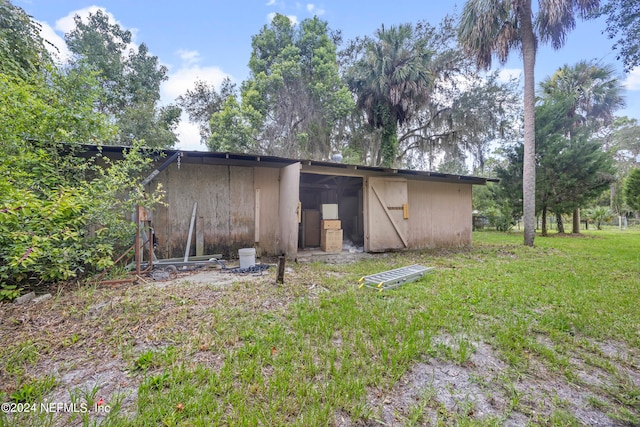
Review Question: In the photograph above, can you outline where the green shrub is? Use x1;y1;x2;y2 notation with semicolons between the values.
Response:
0;141;164;299
585;206;613;230
482;203;516;232
624;168;640;213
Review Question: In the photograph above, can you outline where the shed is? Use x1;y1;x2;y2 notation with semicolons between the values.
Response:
86;146;498;260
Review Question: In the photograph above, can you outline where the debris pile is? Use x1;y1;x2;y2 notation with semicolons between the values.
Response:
223;264;271;275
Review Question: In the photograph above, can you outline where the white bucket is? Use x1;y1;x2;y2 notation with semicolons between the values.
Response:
238;248;256;269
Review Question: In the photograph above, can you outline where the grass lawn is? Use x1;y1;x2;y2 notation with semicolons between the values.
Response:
1;229;639;426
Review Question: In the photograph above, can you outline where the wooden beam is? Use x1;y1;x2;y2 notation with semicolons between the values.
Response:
277;256;285;284
196;216;204;256
255;189;260;243
184;202;197;262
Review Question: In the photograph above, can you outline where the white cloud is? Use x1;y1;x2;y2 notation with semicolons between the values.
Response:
175;120;206;151
36;20;72;63
161;52;231;151
39;5;228;151
267;12;298;25
306;3;325;16
55;6;115;34
624;67;640;91
177;49;201;67
497;68;522;83
54;6;138;53
266;0;277;5
161;64;228;104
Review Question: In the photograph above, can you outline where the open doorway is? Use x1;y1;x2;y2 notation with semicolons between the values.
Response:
298;173;364;251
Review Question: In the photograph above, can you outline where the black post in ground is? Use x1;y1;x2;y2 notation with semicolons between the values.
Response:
276;256;285;284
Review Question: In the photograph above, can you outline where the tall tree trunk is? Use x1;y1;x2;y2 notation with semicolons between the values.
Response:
520;0;536;247
556;213;565;234
610;183;616;213
380;120;398;167
572;208;580;234
541;206;548;236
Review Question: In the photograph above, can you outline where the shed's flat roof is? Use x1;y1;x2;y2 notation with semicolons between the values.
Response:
80;144;500;185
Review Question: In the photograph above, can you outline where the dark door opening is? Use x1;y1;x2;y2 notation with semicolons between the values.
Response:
298;173;364;251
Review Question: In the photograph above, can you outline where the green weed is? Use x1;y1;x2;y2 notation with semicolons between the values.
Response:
1;229;639;425
10;375;56;403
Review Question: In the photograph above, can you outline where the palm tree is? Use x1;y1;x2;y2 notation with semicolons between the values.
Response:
540;61;624;233
346;24;433;167
458;0;600;246
540;61;624;130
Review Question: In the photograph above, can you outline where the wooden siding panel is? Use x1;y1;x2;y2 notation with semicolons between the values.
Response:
154;163;265;258
254;168;280;256
152;163;229;257
407;180;432;248
407;180;472;248
366;177;408;252
228;167;255;253
279;163;301;258
201;166;232;255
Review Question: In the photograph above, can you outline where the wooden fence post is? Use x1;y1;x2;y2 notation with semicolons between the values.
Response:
276;256;285;284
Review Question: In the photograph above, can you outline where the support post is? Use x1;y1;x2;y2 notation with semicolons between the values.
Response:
146;221;154;273
135;205;142;275
184;202;197;262
196;216;204;257
276;256;285;284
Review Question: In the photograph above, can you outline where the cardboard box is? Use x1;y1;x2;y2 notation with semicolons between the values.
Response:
321;229;343;252
321;204;339;219
321;219;341;229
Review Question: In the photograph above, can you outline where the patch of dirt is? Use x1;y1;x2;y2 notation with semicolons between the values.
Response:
514;357;614;426
146;263;272;287
46;358;139;426
540;232;592;238
0;267;269;426
3;264;638;426
296;251;376;264
359;335;632;426
363;337;516;426
591;339;639;365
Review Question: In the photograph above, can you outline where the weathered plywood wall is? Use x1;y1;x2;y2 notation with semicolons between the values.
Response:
407;180;472;248
229;167;254;251
150;158;474;258
254;168;280;256
152;163;256;258
278;162;301;258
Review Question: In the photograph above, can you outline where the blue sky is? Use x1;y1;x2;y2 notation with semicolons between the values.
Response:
16;0;640;151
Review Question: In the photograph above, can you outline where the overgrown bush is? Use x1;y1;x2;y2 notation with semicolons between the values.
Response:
0;141;164;299
625;168;640;213
584;206;613;230
484;203;516;232
0;11;170;300
473;183;516;232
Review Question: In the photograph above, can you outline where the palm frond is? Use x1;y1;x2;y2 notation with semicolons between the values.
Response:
537;0;599;49
458;0;517;69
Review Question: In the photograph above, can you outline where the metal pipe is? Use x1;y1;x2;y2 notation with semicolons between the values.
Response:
141;151;182;187
184;202;197;262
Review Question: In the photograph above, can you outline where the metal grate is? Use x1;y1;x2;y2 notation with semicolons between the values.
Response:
358;264;434;291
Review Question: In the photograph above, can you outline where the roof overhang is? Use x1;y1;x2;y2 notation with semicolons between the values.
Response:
77;144;500;185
